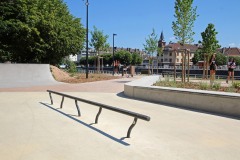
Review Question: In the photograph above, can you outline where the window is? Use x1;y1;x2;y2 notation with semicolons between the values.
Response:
169;59;172;62
177;58;179;62
169;52;172;56
161;59;163;62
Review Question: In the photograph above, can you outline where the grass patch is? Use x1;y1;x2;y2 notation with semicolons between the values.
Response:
154;78;240;93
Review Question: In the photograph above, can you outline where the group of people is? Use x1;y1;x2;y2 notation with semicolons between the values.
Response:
209;53;236;85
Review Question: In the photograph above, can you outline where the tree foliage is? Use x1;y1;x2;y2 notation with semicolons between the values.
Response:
90;26;109;54
143;29;160;74
114;50;132;66
143;29;159;58
200;23;221;55
192;48;204;64
230;56;240;66
215;52;227;66
131;52;142;65
101;53;112;66
0;0;85;64
172;0;198;45
79;51;142;66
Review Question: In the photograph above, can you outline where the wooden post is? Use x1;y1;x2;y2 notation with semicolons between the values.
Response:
183;50;186;83
174;50;176;82
181;50;184;82
187;49;190;82
206;54;209;79
203;53;206;79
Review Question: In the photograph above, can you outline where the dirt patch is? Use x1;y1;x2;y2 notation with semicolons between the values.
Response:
50;65;120;83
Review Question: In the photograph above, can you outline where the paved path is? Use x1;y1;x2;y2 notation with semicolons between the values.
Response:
0;92;240;160
0;76;139;92
1;70;240;159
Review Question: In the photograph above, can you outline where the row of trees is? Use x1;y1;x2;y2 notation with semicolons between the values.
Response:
0;0;85;64
143;0;230;81
79;50;142;66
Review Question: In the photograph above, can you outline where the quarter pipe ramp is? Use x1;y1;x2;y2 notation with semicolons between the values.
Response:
0;64;59;88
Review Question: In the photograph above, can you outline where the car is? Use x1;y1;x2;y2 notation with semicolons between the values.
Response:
59;64;67;69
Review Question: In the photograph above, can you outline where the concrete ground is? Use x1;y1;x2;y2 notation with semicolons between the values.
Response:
1;77;240;160
0;64;240;159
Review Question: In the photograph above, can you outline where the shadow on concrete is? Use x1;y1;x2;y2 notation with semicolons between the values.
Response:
116;92;240;121
40;102;130;146
116;92;129;98
114;81;132;83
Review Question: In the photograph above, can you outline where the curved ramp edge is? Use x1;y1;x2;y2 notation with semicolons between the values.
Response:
0;64;59;88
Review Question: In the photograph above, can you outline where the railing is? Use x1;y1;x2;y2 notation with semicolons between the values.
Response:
47;90;150;138
135;65;240;70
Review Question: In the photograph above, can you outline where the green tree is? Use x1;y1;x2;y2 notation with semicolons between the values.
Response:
200;23;221;78
0;0;85;64
232;56;240;66
143;29;159;74
131;52;142;65
79;56;95;66
90;26;109;72
215;52;227;66
114;50;132;66
192;49;204;65
101;53;112;66
172;0;198;82
172;0;198;45
90;26;110;55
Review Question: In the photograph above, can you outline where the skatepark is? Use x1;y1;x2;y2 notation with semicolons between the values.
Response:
0;64;240;160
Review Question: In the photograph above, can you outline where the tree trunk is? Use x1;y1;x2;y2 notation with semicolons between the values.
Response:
174;50;176;82
148;57;150;75
206;54;209;79
187;50;190;82
151;57;153;75
181;51;184;82
202;54;206;79
183;50;186;83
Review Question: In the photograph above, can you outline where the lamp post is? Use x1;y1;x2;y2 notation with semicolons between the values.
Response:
112;33;117;75
85;0;89;78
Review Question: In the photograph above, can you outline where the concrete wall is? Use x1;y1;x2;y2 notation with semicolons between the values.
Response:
124;75;240;118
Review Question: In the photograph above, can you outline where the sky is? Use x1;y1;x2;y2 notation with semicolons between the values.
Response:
63;0;240;50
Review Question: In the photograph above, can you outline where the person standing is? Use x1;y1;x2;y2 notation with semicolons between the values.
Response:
226;58;236;83
209;53;217;86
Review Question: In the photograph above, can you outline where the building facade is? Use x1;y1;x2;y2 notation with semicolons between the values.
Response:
157;32;199;67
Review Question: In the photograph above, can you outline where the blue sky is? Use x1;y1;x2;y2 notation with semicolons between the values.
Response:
63;0;240;50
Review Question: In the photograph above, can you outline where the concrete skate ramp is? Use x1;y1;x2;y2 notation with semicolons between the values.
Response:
0;64;59;88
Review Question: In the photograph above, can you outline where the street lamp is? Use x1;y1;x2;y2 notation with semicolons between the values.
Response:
112;33;117;75
85;0;89;78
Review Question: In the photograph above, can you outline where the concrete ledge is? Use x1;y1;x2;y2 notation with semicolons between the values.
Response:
124;75;240;118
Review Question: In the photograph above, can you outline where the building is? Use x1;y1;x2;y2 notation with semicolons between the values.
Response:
221;47;240;57
157;32;199;67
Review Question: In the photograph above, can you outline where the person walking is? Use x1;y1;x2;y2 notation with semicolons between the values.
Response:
209;53;217;86
226;58;236;83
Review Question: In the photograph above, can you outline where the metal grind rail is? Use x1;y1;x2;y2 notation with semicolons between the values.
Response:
47;90;150;138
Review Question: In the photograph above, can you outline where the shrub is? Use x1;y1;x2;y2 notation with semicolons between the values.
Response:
199;82;209;90
212;82;221;90
67;61;77;73
232;82;240;89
